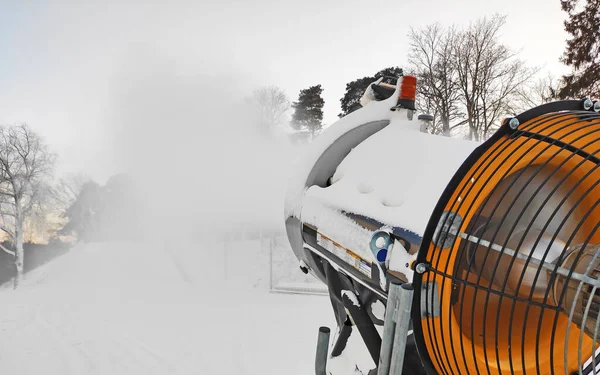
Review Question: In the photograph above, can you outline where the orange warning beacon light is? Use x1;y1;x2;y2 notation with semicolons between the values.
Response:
399;75;417;101
397;75;416;111
372;75;417;111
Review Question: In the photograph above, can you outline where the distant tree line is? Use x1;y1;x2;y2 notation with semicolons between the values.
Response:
246;14;542;143
246;3;599;143
408;14;540;140
0;122;142;289
408;4;600;139
245;83;325;143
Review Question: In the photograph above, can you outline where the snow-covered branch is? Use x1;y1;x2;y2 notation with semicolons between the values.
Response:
0;242;15;257
0;224;15;239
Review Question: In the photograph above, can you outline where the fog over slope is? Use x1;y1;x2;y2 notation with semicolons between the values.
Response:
108;48;298;241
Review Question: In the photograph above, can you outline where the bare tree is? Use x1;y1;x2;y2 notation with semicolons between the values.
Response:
0;124;55;289
476;51;536;139
27;172;92;243
22;187;52;243
453;14;537;141
412;15;536;141
247;86;291;135
52;172;91;214
409;23;463;136
516;73;560;109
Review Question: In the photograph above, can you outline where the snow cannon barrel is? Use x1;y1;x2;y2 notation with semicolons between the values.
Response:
284;91;600;374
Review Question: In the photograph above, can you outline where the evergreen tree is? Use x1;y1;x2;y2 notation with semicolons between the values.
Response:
559;0;600;98
59;181;103;242
59;174;140;242
339;66;403;117
291;84;324;139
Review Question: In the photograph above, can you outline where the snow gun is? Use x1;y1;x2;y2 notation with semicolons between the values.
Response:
284;75;600;375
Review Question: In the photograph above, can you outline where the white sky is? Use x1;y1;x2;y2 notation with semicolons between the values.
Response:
0;0;569;183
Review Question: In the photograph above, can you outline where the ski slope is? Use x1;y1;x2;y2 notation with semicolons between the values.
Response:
0;240;334;375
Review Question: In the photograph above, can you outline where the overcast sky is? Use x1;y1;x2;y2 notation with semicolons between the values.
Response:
0;0;569;183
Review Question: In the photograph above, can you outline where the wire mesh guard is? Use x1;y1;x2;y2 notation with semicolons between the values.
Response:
412;104;600;375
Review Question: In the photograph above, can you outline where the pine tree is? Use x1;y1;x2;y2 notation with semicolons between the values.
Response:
559;0;600;98
291;85;324;139
339;67;403;117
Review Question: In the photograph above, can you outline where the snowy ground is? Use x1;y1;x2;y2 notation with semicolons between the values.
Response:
0;240;335;375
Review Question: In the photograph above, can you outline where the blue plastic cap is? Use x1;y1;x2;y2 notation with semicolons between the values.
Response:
377;249;388;263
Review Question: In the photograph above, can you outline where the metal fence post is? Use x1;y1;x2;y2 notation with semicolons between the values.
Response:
389;283;414;375
315;326;331;375
269;235;274;291
379;282;402;374
378;282;414;375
